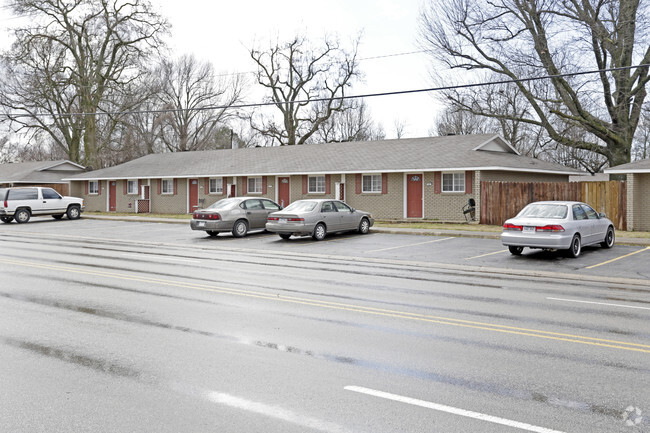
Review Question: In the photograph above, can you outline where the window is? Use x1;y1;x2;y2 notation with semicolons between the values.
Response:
127;180;138;195
442;172;465;192
261;200;280;211
333;201;352;213
42;188;61;200
308;176;325;193
209;178;223;194
89;181;99;195
321;201;336;212
362;174;382;193
247;177;262;194
573;205;588;220
7;188;38;200
581;204;599;219
162;179;174;194
243;199;263;210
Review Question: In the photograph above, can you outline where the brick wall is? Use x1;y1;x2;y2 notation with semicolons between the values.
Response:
150;178;187;213
630;173;650;231
345;173;403;219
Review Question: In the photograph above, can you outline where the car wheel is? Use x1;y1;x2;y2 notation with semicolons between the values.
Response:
232;219;248;238
207;231;219;237
567;234;582;258
14;208;30;224
508;246;524;256
52;214;64;220
312;223;327;241
358;218;370;234
1;216;13;223
279;233;291;240
600;226;615;248
66;205;81;220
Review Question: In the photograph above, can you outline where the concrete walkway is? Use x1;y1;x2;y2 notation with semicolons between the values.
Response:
80;214;650;246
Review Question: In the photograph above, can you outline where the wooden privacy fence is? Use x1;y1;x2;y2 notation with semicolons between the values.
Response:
480;181;627;230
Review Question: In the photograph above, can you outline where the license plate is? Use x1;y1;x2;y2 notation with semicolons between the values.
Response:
279;218;288;224
523;226;535;233
198;221;206;227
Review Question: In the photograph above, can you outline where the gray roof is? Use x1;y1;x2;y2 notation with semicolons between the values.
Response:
606;158;650;174
0;160;85;184
65;134;582;181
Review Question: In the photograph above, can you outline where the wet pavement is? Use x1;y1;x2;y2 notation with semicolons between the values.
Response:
0;217;649;432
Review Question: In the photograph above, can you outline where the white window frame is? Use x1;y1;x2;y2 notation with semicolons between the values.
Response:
308;175;326;193
209;178;223;194
127;179;138;195
161;179;174;195
247;177;263;194
362;174;382;193
442;172;465;193
88;180;99;195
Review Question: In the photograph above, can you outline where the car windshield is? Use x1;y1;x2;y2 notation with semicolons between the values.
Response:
518;204;568;219
284;200;318;212
207;198;240;210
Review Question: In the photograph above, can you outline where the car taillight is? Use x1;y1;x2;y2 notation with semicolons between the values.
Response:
287;218;304;222
193;212;220;220
267;216;279;221
503;223;523;231
2;200;6;208
536;225;565;232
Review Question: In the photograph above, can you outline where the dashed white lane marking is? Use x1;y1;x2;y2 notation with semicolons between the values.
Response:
366;237;455;253
344;386;567;433
121;253;201;263
206;391;353;433
548;297;650;311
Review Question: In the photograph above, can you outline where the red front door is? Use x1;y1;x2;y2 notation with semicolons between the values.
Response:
109;181;117;211
278;177;290;208
189;179;199;213
406;174;423;218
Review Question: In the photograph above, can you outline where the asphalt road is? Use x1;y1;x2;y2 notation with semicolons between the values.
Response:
1;218;649;432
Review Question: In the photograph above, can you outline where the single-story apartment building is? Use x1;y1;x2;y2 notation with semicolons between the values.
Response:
64;134;582;222
0;160;85;196
605;159;650;231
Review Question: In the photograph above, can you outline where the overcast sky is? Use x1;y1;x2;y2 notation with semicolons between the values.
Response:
0;0;442;139
153;0;439;138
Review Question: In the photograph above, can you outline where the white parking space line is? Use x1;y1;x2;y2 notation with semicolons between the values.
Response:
344;386;566;433
466;249;509;260
547;297;650;311
121;253;201;263
586;246;650;269
365;237;455;253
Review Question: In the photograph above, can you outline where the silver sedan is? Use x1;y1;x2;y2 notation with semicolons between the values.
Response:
265;199;374;241
501;201;615;257
190;197;282;237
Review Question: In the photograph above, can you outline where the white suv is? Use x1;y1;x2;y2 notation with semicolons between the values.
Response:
0;187;85;224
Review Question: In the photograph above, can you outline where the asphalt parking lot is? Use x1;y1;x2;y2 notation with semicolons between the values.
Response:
3;216;650;285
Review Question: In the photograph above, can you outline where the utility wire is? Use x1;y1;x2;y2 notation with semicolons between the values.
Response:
2;64;649;119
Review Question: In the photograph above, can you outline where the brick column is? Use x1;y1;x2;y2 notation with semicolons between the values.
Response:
474;171;482;223
627;173;635;231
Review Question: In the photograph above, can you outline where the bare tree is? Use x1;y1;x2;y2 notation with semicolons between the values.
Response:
156;54;244;152
393;118;407;139
419;0;650;167
248;34;361;146
0;0;169;168
633;105;650;160
313;99;385;142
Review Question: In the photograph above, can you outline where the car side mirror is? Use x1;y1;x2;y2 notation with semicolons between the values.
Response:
599;212;606;218
351;208;356;212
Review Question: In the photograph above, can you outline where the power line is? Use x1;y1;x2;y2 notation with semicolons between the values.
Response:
214;49;431;78
2;64;649;119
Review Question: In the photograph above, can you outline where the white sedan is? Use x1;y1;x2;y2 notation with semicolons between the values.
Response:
501;201;615;258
